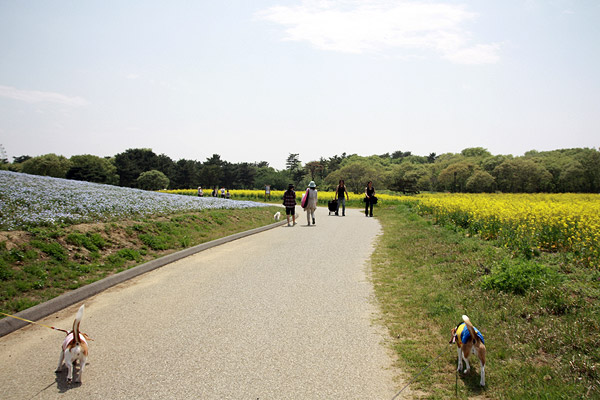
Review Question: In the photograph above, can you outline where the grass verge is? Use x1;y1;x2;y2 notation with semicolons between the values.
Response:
372;203;599;399
0;206;281;316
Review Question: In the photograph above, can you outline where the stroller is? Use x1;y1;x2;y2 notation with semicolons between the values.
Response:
328;199;338;215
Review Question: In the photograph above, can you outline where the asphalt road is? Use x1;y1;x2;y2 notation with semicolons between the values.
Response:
0;207;408;399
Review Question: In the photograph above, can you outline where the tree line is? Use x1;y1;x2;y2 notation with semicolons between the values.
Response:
2;147;599;193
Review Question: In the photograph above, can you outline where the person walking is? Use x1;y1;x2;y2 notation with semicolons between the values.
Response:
282;184;297;227
197;186;203;197
365;181;376;217
304;181;318;226
334;179;349;216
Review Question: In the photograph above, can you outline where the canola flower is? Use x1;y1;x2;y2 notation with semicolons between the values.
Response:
412;193;600;267
0;171;270;231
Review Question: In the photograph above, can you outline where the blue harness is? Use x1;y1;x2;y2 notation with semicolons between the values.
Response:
456;322;485;345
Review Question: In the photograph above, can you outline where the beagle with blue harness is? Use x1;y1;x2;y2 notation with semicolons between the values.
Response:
450;315;486;386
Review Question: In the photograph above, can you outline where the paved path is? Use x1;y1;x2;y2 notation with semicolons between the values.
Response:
0;207;407;399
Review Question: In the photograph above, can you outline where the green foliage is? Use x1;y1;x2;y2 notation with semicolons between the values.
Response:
482;258;560;294
373;204;599;398
30;240;68;261
138;233;171;250
465;170;495;192
324;161;381;193
11;147;600;197
137;169;170;191
493;158;553;192
437;161;476;192
21;153;72;178
67;154;119;185
0;262;14;280
66;232;107;251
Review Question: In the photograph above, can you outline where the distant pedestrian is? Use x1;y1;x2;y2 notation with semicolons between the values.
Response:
226;189;231;199
197;186;203;197
365;181;376;217
304;181;318;226
282;184;297;227
212;187;218;197
220;187;226;198
265;184;271;201
334;179;349;216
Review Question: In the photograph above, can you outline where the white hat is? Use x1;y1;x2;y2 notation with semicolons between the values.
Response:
308;181;316;188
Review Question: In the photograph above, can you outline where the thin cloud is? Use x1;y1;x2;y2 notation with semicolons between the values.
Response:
256;0;500;64
0;85;88;106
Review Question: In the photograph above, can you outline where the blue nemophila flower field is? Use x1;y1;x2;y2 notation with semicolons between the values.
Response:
0;171;269;231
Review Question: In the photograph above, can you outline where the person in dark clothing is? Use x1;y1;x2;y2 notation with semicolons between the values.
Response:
334;179;349;216
282;184;297;226
365;181;375;217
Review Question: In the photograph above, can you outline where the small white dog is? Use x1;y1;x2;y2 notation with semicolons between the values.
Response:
451;315;486;386
56;305;90;383
274;211;281;221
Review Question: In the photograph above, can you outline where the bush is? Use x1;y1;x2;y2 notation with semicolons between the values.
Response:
481;258;560;295
137;170;170;191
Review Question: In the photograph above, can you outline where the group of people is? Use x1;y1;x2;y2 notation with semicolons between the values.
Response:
282;180;377;227
197;186;231;199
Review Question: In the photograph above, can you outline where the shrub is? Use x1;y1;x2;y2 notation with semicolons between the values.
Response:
481;258;560;295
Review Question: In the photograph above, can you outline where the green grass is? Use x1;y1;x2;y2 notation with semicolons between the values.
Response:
0;206;281;315
372;203;599;399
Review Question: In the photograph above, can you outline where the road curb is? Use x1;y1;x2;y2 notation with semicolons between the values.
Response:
0;219;288;337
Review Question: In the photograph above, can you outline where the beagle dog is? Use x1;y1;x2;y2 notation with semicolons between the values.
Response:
56;305;90;383
451;315;486;386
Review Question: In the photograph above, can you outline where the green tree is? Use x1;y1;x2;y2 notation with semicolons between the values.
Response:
305;160;324;181
254;166;289;190
172;159;199;189
325;161;379;194
13;155;31;164
285;153;305;186
137;170;170;191
493;159;552;193
461;147;492;158
235;163;257;189
114;148;160;187
67;154;119;185
466;170;495;193
575;148;600;192
437;162;476;192
387;163;431;192
21;154;72;178
558;161;586;192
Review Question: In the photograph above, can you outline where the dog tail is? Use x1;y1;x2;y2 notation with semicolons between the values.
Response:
462;315;480;345
73;305;85;345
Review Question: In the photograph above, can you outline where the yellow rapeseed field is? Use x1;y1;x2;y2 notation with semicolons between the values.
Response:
412;193;600;267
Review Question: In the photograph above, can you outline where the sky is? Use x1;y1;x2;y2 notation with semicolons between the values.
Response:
1;0;599;170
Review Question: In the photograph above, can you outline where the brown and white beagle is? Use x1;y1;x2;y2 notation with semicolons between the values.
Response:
56;305;90;383
451;315;486;386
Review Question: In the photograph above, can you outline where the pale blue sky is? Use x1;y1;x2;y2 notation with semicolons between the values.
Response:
1;0;598;169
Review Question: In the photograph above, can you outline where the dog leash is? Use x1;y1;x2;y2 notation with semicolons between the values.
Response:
0;311;69;334
390;347;448;400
